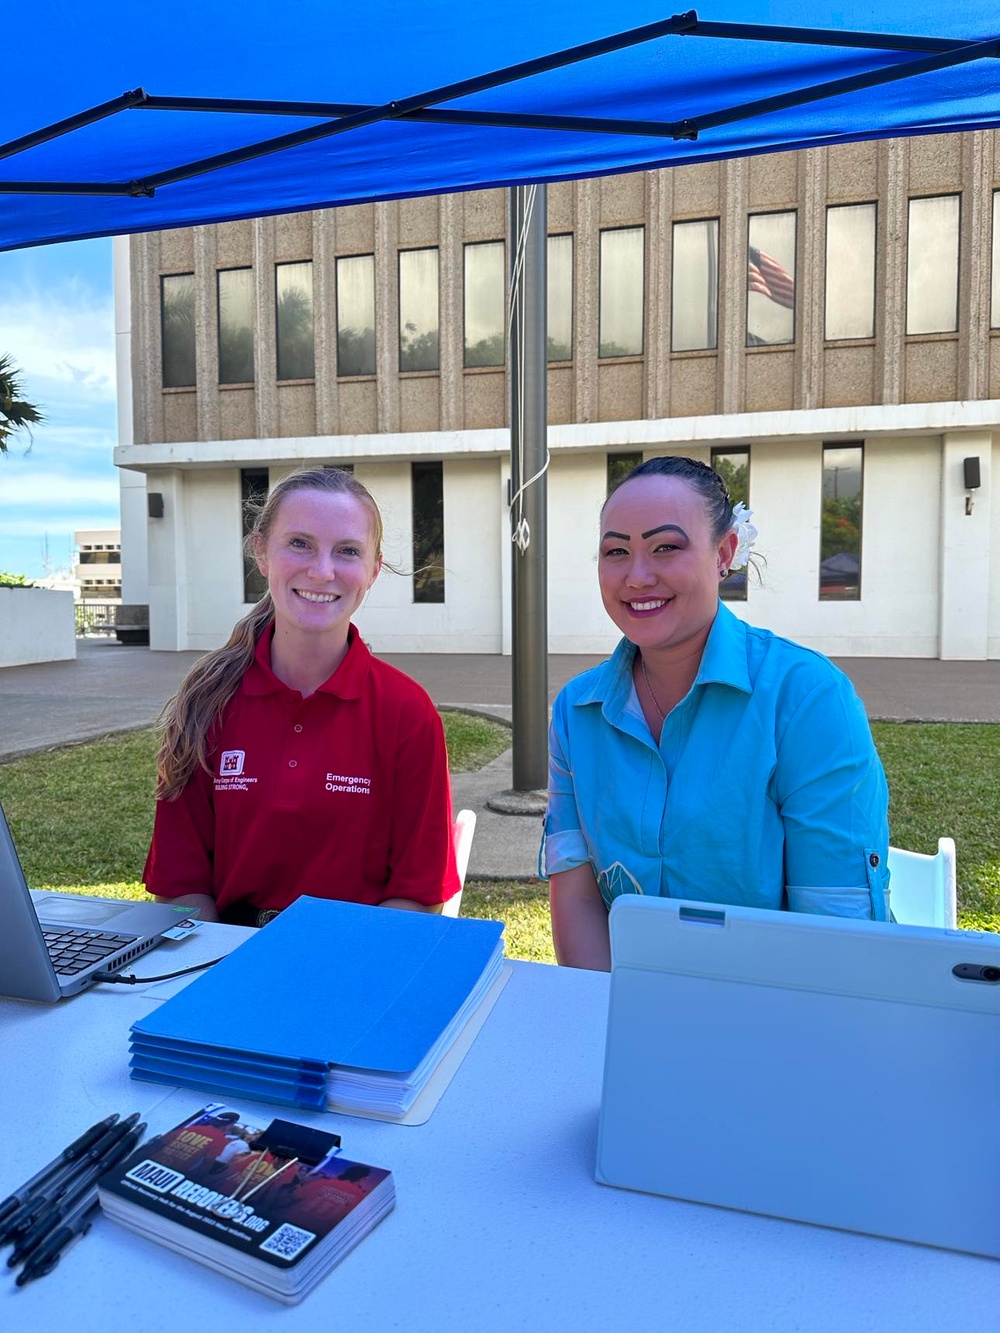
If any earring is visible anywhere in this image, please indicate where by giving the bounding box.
[719,568,729,581]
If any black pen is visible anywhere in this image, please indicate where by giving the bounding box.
[7,1124,145,1269]
[0,1112,141,1245]
[0,1114,119,1230]
[15,1195,101,1288]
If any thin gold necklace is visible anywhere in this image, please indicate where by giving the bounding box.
[639,654,666,723]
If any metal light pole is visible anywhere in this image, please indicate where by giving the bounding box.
[489,183,548,814]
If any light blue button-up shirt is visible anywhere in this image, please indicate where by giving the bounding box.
[544,604,890,919]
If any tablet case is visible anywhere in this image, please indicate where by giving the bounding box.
[130,896,506,1123]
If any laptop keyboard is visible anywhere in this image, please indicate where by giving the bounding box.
[41,926,138,976]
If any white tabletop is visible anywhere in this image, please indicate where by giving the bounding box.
[1,923,996,1330]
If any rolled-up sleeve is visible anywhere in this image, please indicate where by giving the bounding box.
[542,693,591,877]
[776,674,890,920]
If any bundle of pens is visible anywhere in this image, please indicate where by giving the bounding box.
[0,1112,146,1287]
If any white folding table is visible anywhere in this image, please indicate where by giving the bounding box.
[1,923,995,1330]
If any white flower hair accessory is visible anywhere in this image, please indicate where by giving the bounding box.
[729,502,758,570]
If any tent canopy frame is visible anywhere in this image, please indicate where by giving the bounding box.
[3,14,998,199]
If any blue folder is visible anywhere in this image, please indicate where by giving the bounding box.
[129,897,505,1114]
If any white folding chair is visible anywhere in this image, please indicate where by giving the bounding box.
[443,808,477,918]
[887,837,957,928]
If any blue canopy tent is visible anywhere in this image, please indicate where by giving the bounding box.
[4,1,998,790]
[3,2,999,249]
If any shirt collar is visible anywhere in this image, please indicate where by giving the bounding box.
[696,602,753,695]
[573,601,753,719]
[243,621,372,700]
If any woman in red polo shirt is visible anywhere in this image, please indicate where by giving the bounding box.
[143,467,460,925]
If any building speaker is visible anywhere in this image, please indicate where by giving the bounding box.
[148,492,165,519]
[963,457,981,490]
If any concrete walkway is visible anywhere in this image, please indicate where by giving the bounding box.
[2,639,998,881]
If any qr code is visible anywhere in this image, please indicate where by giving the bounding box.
[260,1223,317,1262]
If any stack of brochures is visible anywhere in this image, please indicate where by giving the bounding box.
[98,1104,394,1303]
[129,898,507,1124]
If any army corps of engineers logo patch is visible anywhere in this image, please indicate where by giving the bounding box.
[215,749,257,793]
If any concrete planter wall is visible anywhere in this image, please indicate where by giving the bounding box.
[0,587,76,667]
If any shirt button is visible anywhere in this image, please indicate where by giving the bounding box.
[288,760,297,769]
[869,853,879,867]
[293,724,303,733]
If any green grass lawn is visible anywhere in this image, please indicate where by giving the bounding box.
[871,722,999,931]
[0,718,995,964]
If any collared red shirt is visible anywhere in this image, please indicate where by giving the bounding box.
[544,603,890,919]
[144,623,460,913]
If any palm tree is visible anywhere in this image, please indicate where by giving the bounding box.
[0,354,43,454]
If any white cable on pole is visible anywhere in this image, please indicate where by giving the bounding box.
[507,183,550,556]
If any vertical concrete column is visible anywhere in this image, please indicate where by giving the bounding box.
[114,236,134,449]
[119,472,149,606]
[938,431,992,660]
[312,209,340,436]
[439,193,463,431]
[797,148,825,411]
[575,177,600,423]
[147,469,189,651]
[132,232,162,447]
[961,131,993,402]
[721,156,748,414]
[253,216,278,439]
[193,225,221,442]
[879,139,907,405]
[645,169,671,419]
[375,201,400,434]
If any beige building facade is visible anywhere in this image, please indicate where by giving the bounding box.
[114,130,1000,657]
[73,529,122,602]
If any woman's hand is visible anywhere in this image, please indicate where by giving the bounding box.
[550,865,611,971]
[154,892,220,923]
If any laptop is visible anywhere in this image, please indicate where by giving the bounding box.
[0,801,192,1002]
[596,896,1000,1258]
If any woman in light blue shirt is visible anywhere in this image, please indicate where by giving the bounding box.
[545,456,890,970]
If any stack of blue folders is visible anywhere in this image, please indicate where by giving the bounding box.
[129,897,505,1121]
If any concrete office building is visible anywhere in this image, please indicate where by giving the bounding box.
[73,529,122,602]
[114,130,1000,658]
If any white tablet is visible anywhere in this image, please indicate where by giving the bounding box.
[597,897,1000,1258]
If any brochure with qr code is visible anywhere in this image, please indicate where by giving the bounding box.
[97,1103,394,1304]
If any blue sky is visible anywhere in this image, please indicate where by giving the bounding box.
[0,238,119,579]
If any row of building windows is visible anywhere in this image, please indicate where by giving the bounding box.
[79,580,123,598]
[163,239,558,388]
[239,446,862,607]
[161,191,1000,390]
[77,550,120,565]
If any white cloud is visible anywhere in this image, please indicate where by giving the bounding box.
[26,424,117,453]
[0,468,120,508]
[0,289,115,404]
